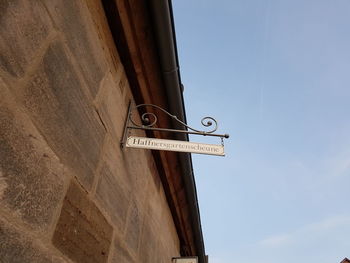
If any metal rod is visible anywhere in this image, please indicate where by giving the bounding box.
[121,101,133,148]
[127,125,230,138]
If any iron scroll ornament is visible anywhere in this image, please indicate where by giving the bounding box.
[130,104,221,133]
[121,103,229,147]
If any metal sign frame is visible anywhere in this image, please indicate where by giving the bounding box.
[121,102,229,155]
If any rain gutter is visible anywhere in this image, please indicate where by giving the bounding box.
[148,1,206,263]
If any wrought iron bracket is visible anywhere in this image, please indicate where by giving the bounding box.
[121,101,230,148]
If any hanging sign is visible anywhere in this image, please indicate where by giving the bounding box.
[121,102,229,157]
[126,136,225,156]
[172,257,198,263]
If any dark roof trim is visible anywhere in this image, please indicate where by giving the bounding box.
[100,0,206,260]
[147,1,206,262]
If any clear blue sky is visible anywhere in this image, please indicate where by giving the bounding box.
[172,1,350,263]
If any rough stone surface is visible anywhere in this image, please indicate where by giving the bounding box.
[123,146,152,207]
[0,217,67,263]
[138,219,157,263]
[111,239,135,263]
[21,41,105,189]
[124,201,142,254]
[96,72,127,140]
[0,0,52,77]
[0,0,182,262]
[52,180,112,263]
[0,84,65,229]
[95,138,131,231]
[43,0,106,97]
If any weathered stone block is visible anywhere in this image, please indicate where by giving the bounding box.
[111,239,135,263]
[145,177,179,258]
[53,180,112,263]
[21,41,105,189]
[0,0,52,77]
[0,84,65,229]
[146,171,165,224]
[43,0,106,97]
[138,192,179,263]
[96,72,127,140]
[138,220,158,263]
[123,147,152,207]
[96,139,131,231]
[124,202,142,254]
[0,217,67,263]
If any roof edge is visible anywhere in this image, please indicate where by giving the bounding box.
[147,1,206,262]
[100,0,206,261]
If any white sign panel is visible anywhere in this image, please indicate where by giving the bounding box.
[172,257,198,263]
[126,136,225,156]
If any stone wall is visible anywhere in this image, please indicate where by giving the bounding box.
[0,1,180,262]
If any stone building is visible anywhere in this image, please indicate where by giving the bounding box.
[0,0,206,262]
